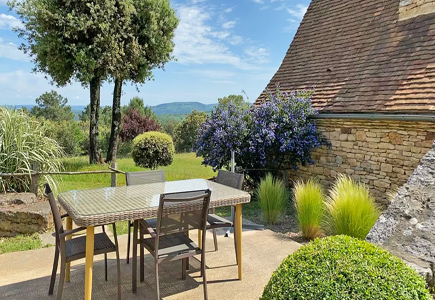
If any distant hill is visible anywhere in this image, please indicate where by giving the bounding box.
[152,102,216,115]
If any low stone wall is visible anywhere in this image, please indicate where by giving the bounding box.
[288,118,435,205]
[0,193,52,237]
[366,141,435,283]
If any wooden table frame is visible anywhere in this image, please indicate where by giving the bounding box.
[58,179,250,300]
[131,203,243,293]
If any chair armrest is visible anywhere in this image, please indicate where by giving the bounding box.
[139,219,157,237]
[59,227,87,238]
[60,213,69,219]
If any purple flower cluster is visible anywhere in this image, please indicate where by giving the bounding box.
[194,89,327,172]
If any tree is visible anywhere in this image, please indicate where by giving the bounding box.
[162,119,180,140]
[105,0,178,162]
[11,0,137,164]
[174,110,207,153]
[119,109,161,142]
[218,94,251,110]
[31,91,74,122]
[121,97,158,121]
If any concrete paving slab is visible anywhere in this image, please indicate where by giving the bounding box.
[0,229,300,300]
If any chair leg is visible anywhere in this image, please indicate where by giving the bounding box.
[112,224,122,300]
[140,225,144,283]
[126,221,131,264]
[212,229,218,251]
[182,258,187,280]
[104,253,108,281]
[201,252,208,300]
[56,256,66,300]
[155,262,160,300]
[49,246,59,295]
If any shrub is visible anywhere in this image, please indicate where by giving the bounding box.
[194,89,327,181]
[255,173,287,224]
[120,109,161,142]
[0,107,63,192]
[324,174,380,239]
[132,131,174,169]
[174,110,207,153]
[262,235,431,300]
[44,120,84,156]
[293,178,325,240]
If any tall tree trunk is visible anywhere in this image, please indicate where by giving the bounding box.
[106,78,123,163]
[89,76,101,164]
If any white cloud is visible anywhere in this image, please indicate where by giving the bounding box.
[0,14,23,30]
[222,21,236,29]
[173,4,258,70]
[251,0,264,3]
[245,47,269,64]
[0,38,28,61]
[287,4,308,19]
[224,7,233,13]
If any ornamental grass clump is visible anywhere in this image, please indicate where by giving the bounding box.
[262,235,431,300]
[324,174,380,239]
[293,178,325,240]
[256,173,288,224]
[0,107,64,192]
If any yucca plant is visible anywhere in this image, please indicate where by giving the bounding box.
[0,107,64,192]
[293,178,325,240]
[256,173,288,224]
[324,174,380,239]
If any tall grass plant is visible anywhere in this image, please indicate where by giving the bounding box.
[324,174,380,239]
[256,173,288,224]
[0,107,64,192]
[293,179,325,240]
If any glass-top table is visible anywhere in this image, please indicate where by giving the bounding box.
[58,179,251,300]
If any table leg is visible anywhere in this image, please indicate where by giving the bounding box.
[235,204,242,280]
[132,220,138,293]
[65,216,72,282]
[198,230,202,249]
[85,226,95,300]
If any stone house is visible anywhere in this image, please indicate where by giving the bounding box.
[256,0,435,205]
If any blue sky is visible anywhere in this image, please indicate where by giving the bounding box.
[0,0,309,106]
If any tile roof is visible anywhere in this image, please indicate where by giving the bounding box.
[255,0,435,114]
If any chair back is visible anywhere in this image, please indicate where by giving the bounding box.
[156,190,211,237]
[216,170,244,190]
[44,183,64,243]
[126,170,165,186]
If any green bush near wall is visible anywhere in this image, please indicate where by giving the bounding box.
[262,235,431,300]
[132,131,174,170]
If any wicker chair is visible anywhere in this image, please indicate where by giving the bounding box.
[137,189,211,300]
[125,170,165,264]
[208,170,244,260]
[45,183,121,300]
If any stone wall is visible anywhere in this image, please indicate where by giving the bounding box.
[288,119,435,205]
[399,0,435,21]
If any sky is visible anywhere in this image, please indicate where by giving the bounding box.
[0,0,310,107]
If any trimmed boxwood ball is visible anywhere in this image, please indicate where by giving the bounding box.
[262,235,431,300]
[132,131,174,170]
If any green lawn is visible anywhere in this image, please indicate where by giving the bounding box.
[58,153,217,193]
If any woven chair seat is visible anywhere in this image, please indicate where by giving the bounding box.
[65,233,116,262]
[207,214,233,228]
[142,233,199,258]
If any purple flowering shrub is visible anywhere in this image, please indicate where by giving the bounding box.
[194,89,327,178]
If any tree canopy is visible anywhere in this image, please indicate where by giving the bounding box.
[174,110,207,153]
[30,90,74,122]
[218,94,251,110]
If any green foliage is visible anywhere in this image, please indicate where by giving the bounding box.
[324,174,380,239]
[132,131,174,170]
[30,90,74,122]
[162,118,181,140]
[217,94,250,110]
[0,107,63,192]
[0,234,45,254]
[174,110,207,153]
[44,120,84,156]
[255,173,287,224]
[122,97,158,121]
[262,235,431,300]
[293,178,325,240]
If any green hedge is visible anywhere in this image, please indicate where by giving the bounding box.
[262,235,430,300]
[132,131,174,170]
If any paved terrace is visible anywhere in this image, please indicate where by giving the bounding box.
[0,229,300,300]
